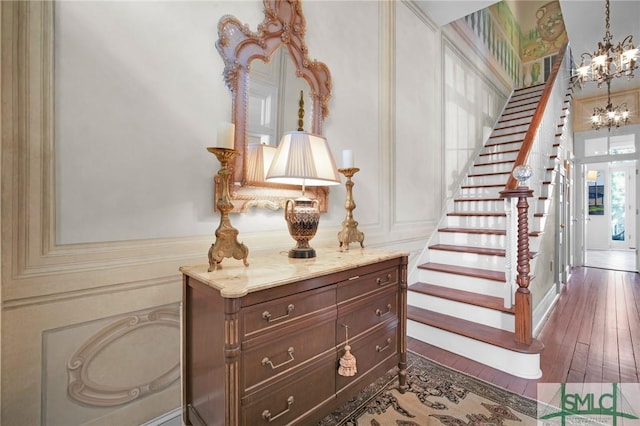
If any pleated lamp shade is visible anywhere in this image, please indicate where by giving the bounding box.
[266,132,341,187]
[246,143,277,182]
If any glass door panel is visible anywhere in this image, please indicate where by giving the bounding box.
[610,170,625,242]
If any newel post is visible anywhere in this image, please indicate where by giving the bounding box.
[500,165,534,345]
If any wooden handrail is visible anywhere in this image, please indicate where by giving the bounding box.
[499,42,570,347]
[504,41,569,190]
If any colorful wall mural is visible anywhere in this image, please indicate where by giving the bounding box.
[462,0,568,88]
[464,4,521,85]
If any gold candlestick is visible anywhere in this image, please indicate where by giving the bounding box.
[207,147,249,271]
[337,168,365,249]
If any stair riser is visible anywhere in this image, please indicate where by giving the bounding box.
[483,140,523,152]
[428,250,506,272]
[445,215,544,233]
[513,86,545,97]
[408,292,514,331]
[539,183,554,198]
[446,215,506,228]
[507,101,540,112]
[505,97,540,109]
[416,269,505,297]
[500,108,537,121]
[545,168,557,180]
[488,132,527,145]
[406,320,542,379]
[478,151,518,162]
[491,124,530,137]
[454,199,504,212]
[534,198,551,213]
[465,174,510,186]
[437,231,505,248]
[495,115,533,128]
[472,163,514,175]
[459,187,502,198]
[529,236,541,252]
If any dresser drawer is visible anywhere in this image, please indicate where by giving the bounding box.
[242,320,335,392]
[337,288,398,344]
[242,286,336,339]
[336,323,398,391]
[241,356,336,426]
[337,266,399,303]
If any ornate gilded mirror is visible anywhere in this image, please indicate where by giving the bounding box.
[215,0,332,212]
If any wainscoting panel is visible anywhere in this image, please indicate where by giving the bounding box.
[42,305,180,425]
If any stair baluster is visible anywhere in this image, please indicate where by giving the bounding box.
[503,198,517,309]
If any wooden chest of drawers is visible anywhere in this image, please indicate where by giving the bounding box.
[181,248,407,426]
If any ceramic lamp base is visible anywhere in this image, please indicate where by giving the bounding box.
[285,197,320,259]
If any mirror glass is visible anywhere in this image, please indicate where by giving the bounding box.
[247,48,309,148]
[215,0,332,212]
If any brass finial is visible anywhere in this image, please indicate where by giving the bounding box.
[297,90,304,131]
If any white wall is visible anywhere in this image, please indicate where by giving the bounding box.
[0,1,511,424]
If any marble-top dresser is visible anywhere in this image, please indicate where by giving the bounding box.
[180,248,408,426]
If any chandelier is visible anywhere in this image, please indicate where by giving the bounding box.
[591,80,630,131]
[575,0,638,88]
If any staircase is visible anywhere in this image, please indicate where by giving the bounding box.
[407,77,572,379]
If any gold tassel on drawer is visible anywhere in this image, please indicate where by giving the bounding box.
[338,325,357,377]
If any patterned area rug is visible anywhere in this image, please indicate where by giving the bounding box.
[318,351,537,426]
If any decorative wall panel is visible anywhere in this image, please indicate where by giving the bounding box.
[43,305,179,425]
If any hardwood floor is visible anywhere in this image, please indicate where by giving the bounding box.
[408,266,640,400]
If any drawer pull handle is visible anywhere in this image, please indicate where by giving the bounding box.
[262,347,295,369]
[348,275,360,281]
[376,274,393,286]
[375,304,393,317]
[376,338,392,353]
[262,396,294,422]
[262,304,294,323]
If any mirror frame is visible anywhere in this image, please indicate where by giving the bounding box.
[215,0,333,213]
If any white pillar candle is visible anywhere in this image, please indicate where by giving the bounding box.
[342,149,354,168]
[217,122,235,149]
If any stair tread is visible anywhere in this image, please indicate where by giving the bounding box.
[501,107,537,117]
[409,282,514,313]
[468,171,511,177]
[454,197,502,202]
[439,227,505,235]
[474,159,514,166]
[503,100,539,110]
[493,122,531,131]
[430,243,505,257]
[508,94,542,104]
[418,262,505,282]
[461,184,504,189]
[485,139,524,147]
[513,82,545,92]
[479,148,520,156]
[407,306,543,354]
[447,212,506,217]
[430,244,536,258]
[497,114,534,124]
[439,227,541,238]
[489,130,528,138]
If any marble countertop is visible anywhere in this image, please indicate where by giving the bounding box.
[180,247,407,298]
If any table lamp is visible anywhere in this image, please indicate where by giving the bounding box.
[266,131,340,258]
